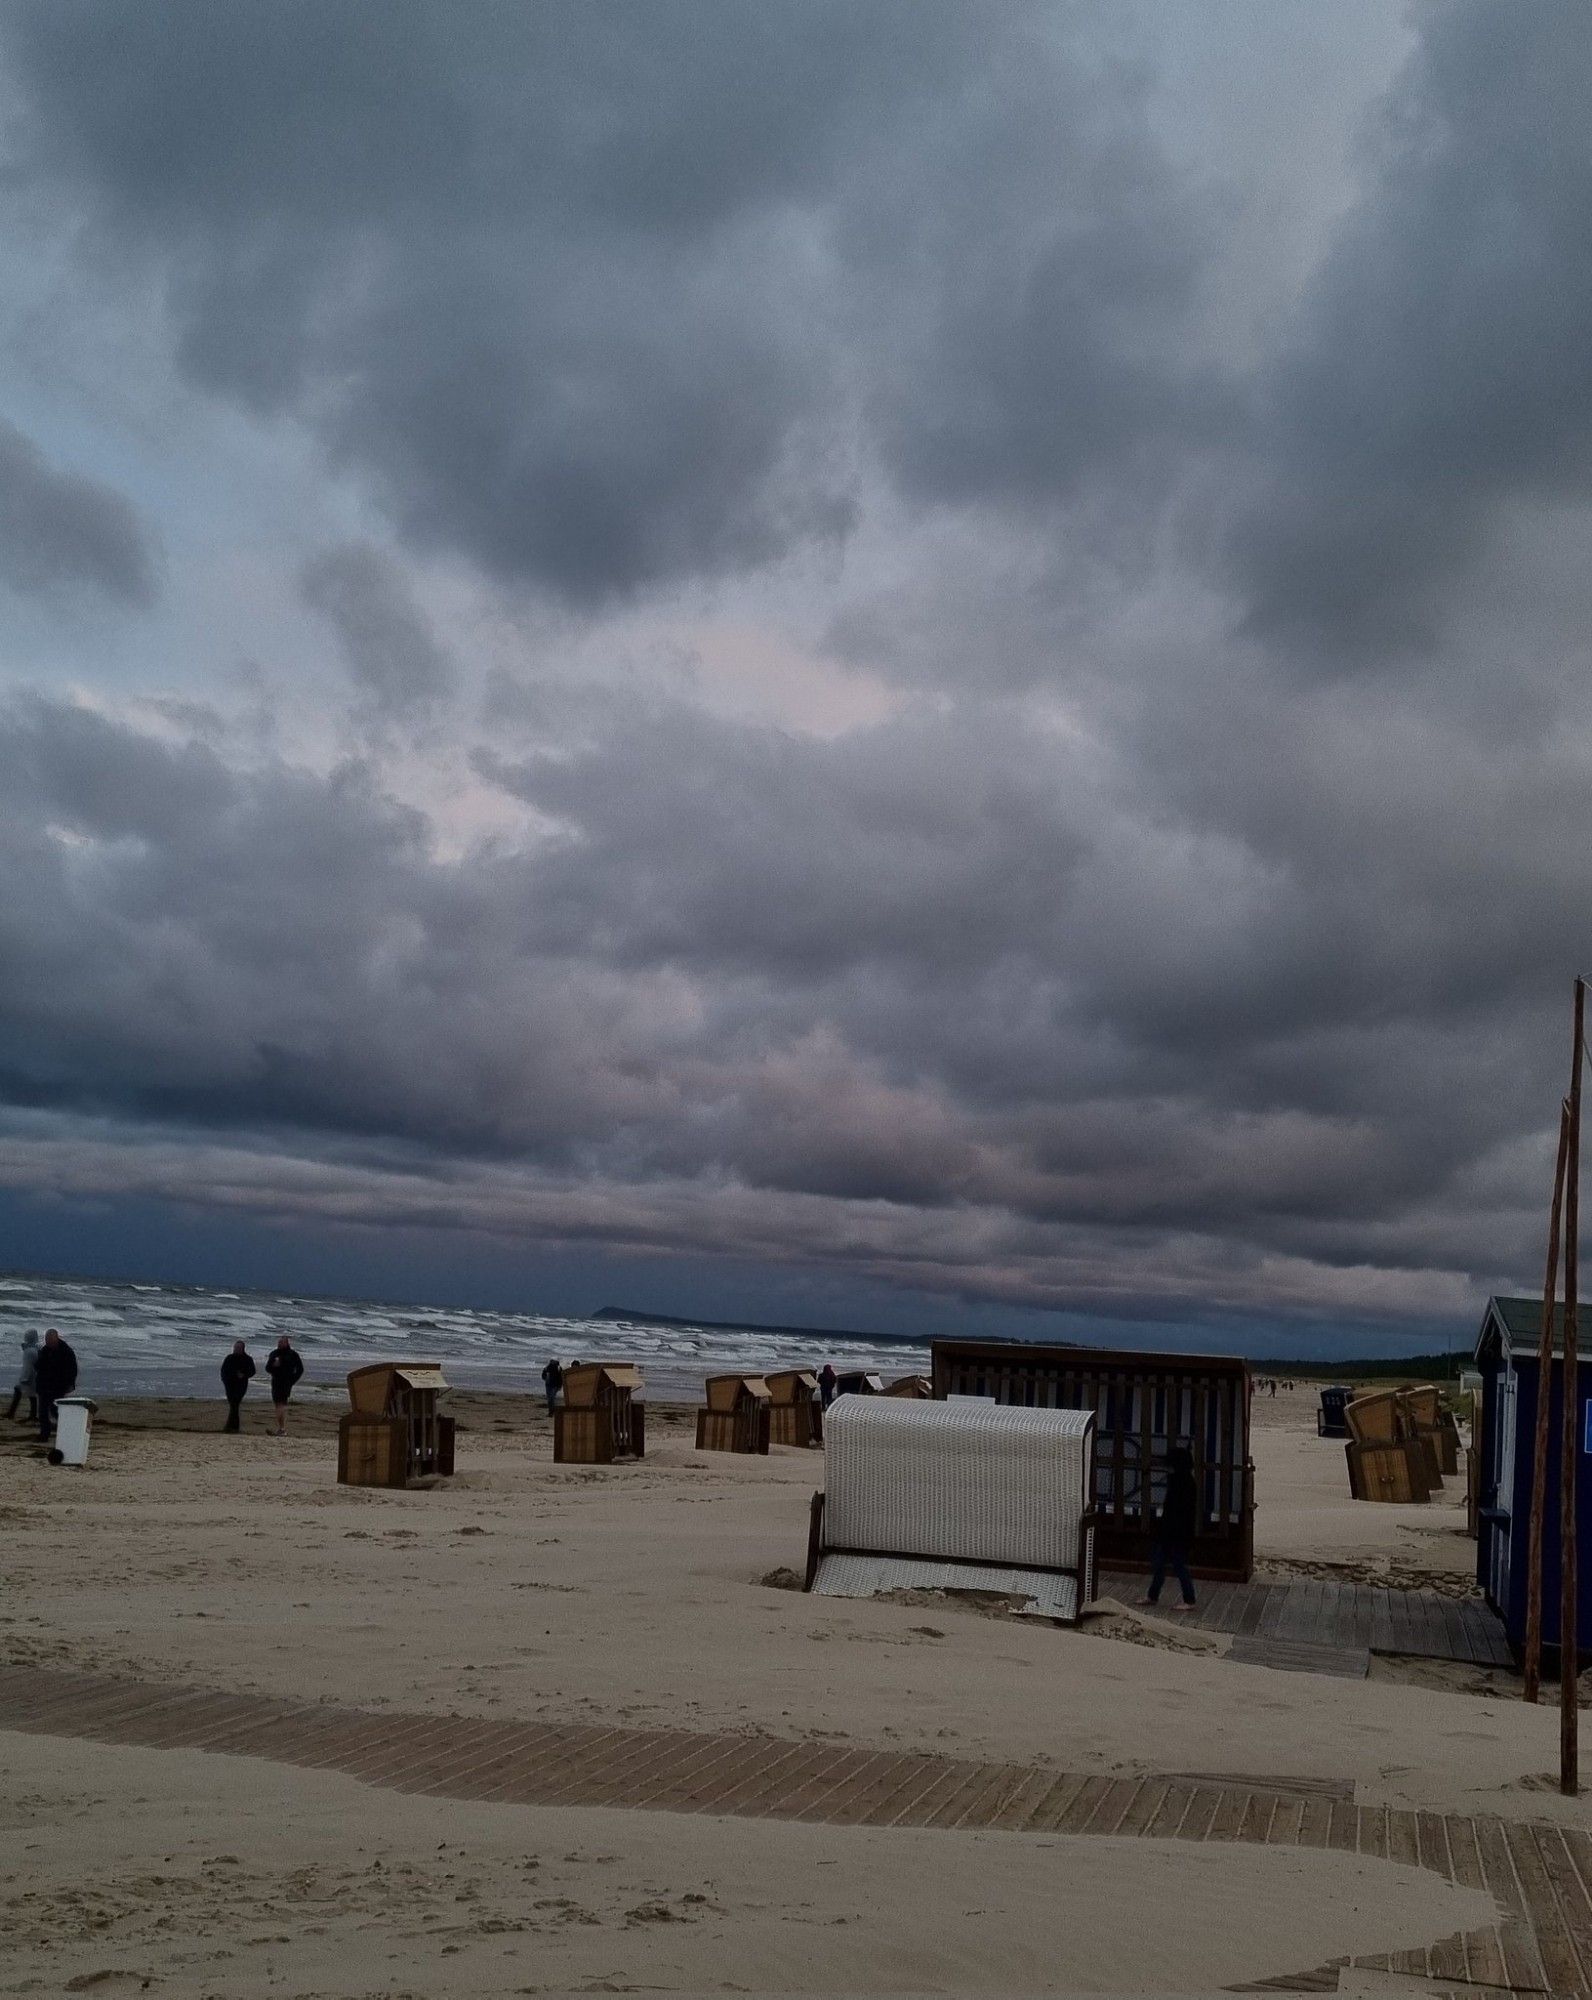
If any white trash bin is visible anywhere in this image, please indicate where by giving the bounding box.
[50,1396,97,1467]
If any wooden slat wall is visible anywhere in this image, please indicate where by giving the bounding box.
[932,1340,1254,1580]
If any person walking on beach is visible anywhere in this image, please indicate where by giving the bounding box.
[818,1363,837,1409]
[541,1356,564,1418]
[221,1340,256,1433]
[6,1330,39,1424]
[1142,1443,1198,1611]
[33,1328,77,1443]
[265,1333,304,1435]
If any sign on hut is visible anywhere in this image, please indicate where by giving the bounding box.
[930,1338,1254,1580]
[804,1397,1098,1624]
[338,1363,455,1488]
[766,1369,822,1447]
[1343,1389,1433,1502]
[554,1362,645,1464]
[696,1373,772,1454]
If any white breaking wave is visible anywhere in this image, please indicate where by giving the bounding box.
[0,1273,929,1402]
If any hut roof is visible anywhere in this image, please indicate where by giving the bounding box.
[1479,1295,1571,1361]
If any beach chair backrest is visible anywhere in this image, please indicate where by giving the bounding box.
[1344,1390,1402,1443]
[823,1396,1093,1571]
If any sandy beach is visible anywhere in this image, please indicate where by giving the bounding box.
[0,1386,1583,1996]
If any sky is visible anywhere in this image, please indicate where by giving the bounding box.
[0,2,1588,1356]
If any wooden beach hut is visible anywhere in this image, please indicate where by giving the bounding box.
[930,1338,1254,1580]
[766,1369,822,1447]
[1474,1295,1592,1658]
[554,1362,646,1464]
[1343,1389,1432,1502]
[338,1363,455,1488]
[696,1373,772,1454]
[804,1397,1098,1623]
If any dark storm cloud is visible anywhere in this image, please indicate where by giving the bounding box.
[0,418,157,607]
[300,543,453,715]
[0,1,1217,601]
[1230,1,1592,654]
[0,685,1565,1331]
[0,4,1587,1340]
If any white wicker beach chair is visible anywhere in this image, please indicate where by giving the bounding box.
[803,1397,1097,1623]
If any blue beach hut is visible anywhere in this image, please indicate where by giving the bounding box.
[1474,1294,1592,1658]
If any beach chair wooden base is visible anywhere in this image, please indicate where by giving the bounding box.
[695,1407,771,1453]
[554,1404,646,1464]
[1345,1438,1431,1502]
[338,1414,408,1488]
[769,1403,821,1448]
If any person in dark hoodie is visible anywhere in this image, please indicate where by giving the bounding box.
[1142,1442,1199,1610]
[34,1328,78,1443]
[265,1333,304,1435]
[541,1356,564,1418]
[221,1340,257,1433]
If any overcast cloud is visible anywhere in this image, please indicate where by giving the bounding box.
[0,1,1586,1348]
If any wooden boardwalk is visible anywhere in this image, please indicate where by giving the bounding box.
[1105,1570,1515,1669]
[2,1663,1589,1993]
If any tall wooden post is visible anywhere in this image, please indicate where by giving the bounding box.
[1561,976,1585,1796]
[1525,1100,1571,1702]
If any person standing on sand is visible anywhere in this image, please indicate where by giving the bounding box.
[541,1356,564,1417]
[1142,1443,1198,1611]
[33,1328,77,1443]
[265,1333,304,1435]
[818,1363,837,1409]
[221,1340,256,1433]
[6,1330,39,1424]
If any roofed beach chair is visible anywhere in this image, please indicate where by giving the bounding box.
[1343,1389,1431,1502]
[804,1397,1098,1624]
[338,1363,454,1487]
[766,1369,822,1447]
[696,1373,772,1454]
[1398,1383,1459,1479]
[554,1362,645,1464]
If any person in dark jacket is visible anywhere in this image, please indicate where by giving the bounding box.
[265,1334,304,1435]
[34,1328,78,1442]
[221,1340,256,1433]
[818,1363,838,1409]
[6,1329,39,1423]
[1142,1443,1198,1609]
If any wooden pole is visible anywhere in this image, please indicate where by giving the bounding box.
[1525,1099,1571,1702]
[1561,976,1585,1796]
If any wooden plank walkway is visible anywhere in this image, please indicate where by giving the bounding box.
[0,1663,1585,1993]
[1105,1570,1514,1668]
[1226,1635,1370,1679]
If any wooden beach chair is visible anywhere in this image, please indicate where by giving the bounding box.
[696,1374,772,1454]
[766,1370,822,1447]
[804,1397,1098,1624]
[1343,1389,1431,1502]
[1399,1383,1459,1479]
[883,1373,932,1398]
[554,1362,645,1464]
[338,1363,454,1487]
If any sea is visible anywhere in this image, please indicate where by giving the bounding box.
[0,1273,929,1405]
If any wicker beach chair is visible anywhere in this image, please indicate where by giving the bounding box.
[803,1397,1098,1624]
